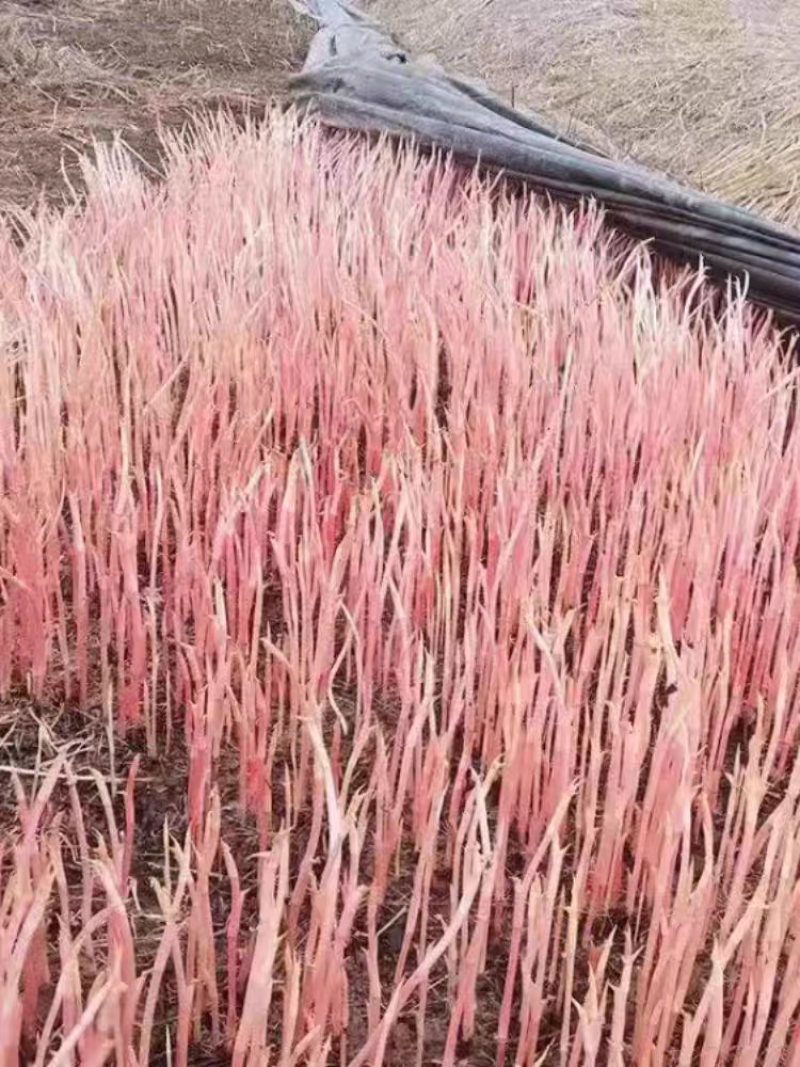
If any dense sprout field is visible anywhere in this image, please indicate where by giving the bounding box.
[1,113,799,1067]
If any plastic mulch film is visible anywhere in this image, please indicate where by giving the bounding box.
[291,0,800,324]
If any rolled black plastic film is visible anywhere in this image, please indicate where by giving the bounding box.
[290,0,800,324]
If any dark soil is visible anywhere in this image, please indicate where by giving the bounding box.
[0,0,313,206]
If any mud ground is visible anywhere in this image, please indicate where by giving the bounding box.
[0,0,312,206]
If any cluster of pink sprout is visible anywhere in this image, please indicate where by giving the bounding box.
[1,112,799,1066]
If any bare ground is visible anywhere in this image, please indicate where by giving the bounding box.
[0,0,313,206]
[365,0,800,227]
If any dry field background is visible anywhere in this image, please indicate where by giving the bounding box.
[0,0,311,206]
[4,0,800,223]
[366,0,800,227]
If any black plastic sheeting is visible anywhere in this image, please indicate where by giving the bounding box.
[290,0,800,324]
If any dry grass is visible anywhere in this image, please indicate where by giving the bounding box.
[365,0,800,227]
[0,0,312,206]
